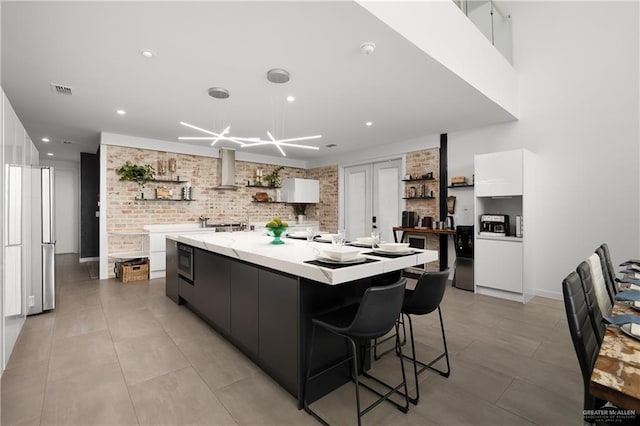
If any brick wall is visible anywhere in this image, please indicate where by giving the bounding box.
[306,165,338,232]
[404,147,441,271]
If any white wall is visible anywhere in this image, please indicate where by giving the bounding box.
[448,1,640,299]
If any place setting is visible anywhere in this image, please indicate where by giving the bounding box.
[304,231,380,268]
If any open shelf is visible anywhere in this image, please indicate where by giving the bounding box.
[448,184,474,188]
[402,196,436,200]
[402,178,438,183]
[247,185,280,189]
[152,179,188,183]
[107,251,149,259]
[252,201,287,204]
[135,198,196,201]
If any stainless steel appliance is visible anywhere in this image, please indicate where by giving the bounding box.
[29,167,56,315]
[453,226,474,291]
[479,214,510,237]
[177,243,194,281]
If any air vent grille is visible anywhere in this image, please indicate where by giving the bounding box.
[62,141,73,144]
[51,83,73,95]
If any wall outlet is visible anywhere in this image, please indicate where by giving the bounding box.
[28,295,35,307]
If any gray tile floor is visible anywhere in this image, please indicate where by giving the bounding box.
[1,254,583,425]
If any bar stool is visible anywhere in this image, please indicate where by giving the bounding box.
[303,278,409,426]
[394,270,451,404]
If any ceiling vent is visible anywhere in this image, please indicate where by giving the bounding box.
[62,140,73,144]
[50,83,73,95]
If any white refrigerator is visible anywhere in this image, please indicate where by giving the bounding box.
[28,167,55,315]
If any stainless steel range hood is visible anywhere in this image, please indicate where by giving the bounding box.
[216,148,239,190]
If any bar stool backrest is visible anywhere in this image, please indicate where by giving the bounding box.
[595,246,617,302]
[403,270,450,315]
[576,261,606,344]
[348,278,407,339]
[562,271,603,411]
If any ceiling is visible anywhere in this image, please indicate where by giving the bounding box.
[1,1,515,163]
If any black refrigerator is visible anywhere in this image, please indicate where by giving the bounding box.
[453,226,474,291]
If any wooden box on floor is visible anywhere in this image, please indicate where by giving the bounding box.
[118,259,149,283]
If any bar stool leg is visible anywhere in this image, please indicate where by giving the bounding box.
[303,325,330,426]
[347,337,363,426]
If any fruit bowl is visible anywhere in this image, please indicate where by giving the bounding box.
[265,217,288,244]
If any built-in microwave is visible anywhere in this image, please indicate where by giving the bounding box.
[177,243,194,282]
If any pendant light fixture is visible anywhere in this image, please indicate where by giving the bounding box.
[179,70,321,157]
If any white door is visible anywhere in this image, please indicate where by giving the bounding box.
[373,160,402,244]
[344,164,371,240]
[343,159,402,242]
[54,168,78,253]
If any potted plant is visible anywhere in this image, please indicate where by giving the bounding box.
[116,161,156,199]
[264,166,284,188]
[292,204,306,224]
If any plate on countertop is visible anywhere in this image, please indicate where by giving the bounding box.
[620,323,640,341]
[628,301,640,312]
[371,248,415,255]
[315,255,367,265]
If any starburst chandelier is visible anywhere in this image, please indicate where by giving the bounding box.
[179,70,321,157]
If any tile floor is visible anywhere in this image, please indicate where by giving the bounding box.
[1,254,583,425]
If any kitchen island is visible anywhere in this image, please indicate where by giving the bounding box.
[165,232,437,407]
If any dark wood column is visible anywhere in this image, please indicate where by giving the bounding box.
[439,134,448,272]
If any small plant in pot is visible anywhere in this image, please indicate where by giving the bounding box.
[116,161,156,199]
[264,166,284,188]
[292,204,307,224]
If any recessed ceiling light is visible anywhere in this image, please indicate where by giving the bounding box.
[47,153,54,156]
[140,49,155,58]
[286,95,295,102]
[360,42,376,55]
[325,143,337,148]
[42,137,50,142]
[117,109,126,115]
[365,121,373,127]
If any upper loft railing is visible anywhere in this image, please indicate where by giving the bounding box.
[453,0,513,64]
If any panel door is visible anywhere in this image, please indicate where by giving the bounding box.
[258,270,298,394]
[475,150,523,196]
[194,248,230,332]
[372,159,401,244]
[343,164,371,239]
[475,239,523,293]
[230,261,259,356]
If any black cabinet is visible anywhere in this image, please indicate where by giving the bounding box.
[259,269,298,395]
[165,240,179,303]
[230,262,259,356]
[194,248,231,333]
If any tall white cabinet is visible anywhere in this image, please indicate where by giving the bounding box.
[474,149,536,303]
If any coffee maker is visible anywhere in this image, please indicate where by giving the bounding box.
[479,214,510,236]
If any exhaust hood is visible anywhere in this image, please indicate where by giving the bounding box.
[216,148,239,190]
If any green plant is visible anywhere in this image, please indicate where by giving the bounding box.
[264,166,284,187]
[292,204,306,216]
[116,161,156,186]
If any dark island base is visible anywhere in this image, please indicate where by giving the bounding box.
[166,241,401,408]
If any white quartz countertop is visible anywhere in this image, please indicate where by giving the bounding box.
[167,231,438,285]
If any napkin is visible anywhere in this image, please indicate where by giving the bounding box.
[630,284,640,291]
[620,277,640,286]
[603,314,640,326]
[615,290,640,302]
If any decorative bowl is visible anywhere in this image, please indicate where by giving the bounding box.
[377,242,410,252]
[320,246,362,261]
[267,226,288,244]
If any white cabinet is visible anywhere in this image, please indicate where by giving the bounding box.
[475,239,523,294]
[474,149,523,197]
[474,149,536,303]
[281,178,319,203]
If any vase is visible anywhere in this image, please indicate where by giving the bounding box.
[297,215,305,224]
[267,227,287,245]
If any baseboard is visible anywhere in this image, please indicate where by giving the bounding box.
[79,257,99,263]
[527,288,563,301]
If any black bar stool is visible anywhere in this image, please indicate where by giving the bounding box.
[375,270,451,404]
[400,269,451,404]
[303,278,409,425]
